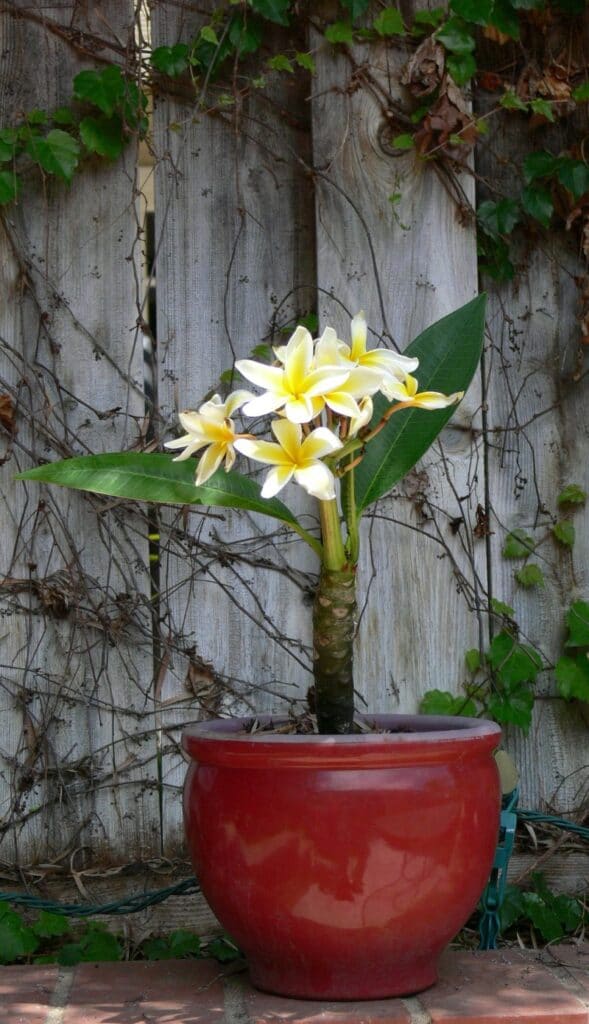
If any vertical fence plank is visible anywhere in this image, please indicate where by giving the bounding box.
[152,3,318,852]
[0,2,160,868]
[312,12,484,715]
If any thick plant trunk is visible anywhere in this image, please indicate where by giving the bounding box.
[312,567,357,733]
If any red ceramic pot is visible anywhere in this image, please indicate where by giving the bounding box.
[182,714,501,1000]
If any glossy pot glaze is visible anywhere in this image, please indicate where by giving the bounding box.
[182,714,501,1000]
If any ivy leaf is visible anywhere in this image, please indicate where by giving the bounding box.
[500,885,526,930]
[477,234,514,281]
[447,53,477,85]
[529,98,555,122]
[58,925,121,965]
[521,184,553,228]
[553,520,575,548]
[557,158,589,200]
[33,911,70,938]
[267,54,293,73]
[565,601,589,647]
[142,930,201,959]
[73,66,125,117]
[510,0,545,7]
[502,528,535,558]
[491,597,515,618]
[80,115,125,160]
[339,0,371,17]
[523,150,560,183]
[0,904,39,964]
[413,8,446,30]
[500,89,528,112]
[520,893,565,943]
[392,133,414,149]
[487,0,520,38]
[207,935,241,962]
[200,26,219,45]
[150,44,190,77]
[0,170,20,205]
[450,0,494,24]
[487,681,534,732]
[515,563,544,588]
[436,17,476,54]
[228,17,263,56]
[477,198,521,237]
[294,51,315,73]
[26,129,80,183]
[487,631,543,685]
[556,654,589,701]
[465,648,482,673]
[0,128,18,162]
[420,689,477,716]
[557,484,586,506]
[248,0,290,26]
[325,21,354,43]
[373,8,405,36]
[572,81,589,102]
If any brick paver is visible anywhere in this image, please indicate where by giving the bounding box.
[1,948,587,1024]
[0,966,59,1024]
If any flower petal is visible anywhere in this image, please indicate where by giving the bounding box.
[283,395,317,423]
[294,462,337,501]
[178,410,207,435]
[304,366,350,397]
[410,390,464,409]
[242,391,286,418]
[284,326,313,392]
[195,443,225,485]
[350,311,367,360]
[235,359,285,392]
[234,437,291,467]
[261,464,295,498]
[301,426,343,460]
[224,390,254,416]
[348,396,373,437]
[271,418,303,460]
[324,391,361,418]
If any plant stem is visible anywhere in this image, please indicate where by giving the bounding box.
[313,566,357,734]
[319,498,346,570]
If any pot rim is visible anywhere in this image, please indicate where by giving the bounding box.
[182,713,501,769]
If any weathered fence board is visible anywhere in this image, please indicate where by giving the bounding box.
[0,2,160,866]
[311,21,485,715]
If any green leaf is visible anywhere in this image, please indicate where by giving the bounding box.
[73,66,125,117]
[413,8,446,28]
[556,654,589,701]
[373,8,405,36]
[515,563,544,588]
[267,54,293,73]
[447,53,477,85]
[487,0,520,38]
[295,51,316,73]
[249,0,290,26]
[553,520,575,548]
[58,925,121,965]
[339,0,370,17]
[500,885,526,930]
[487,631,542,685]
[490,597,515,618]
[142,930,201,959]
[26,109,48,125]
[523,150,560,184]
[228,16,263,55]
[450,0,494,24]
[420,689,477,716]
[33,911,70,938]
[325,21,354,43]
[436,17,476,55]
[565,601,589,647]
[0,905,39,964]
[26,129,80,183]
[207,935,241,962]
[0,128,18,162]
[0,170,20,204]
[529,98,555,122]
[521,185,553,228]
[510,0,545,7]
[391,133,414,149]
[557,484,586,506]
[80,115,125,160]
[465,648,481,673]
[52,107,75,125]
[500,89,528,112]
[18,453,303,531]
[150,44,190,77]
[477,234,514,281]
[502,528,535,559]
[354,296,486,512]
[487,681,534,732]
[477,198,521,238]
[200,26,219,45]
[557,158,589,200]
[520,893,564,942]
[572,81,589,102]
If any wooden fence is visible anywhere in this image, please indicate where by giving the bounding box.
[0,0,587,909]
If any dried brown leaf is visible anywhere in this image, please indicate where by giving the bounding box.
[401,36,445,98]
[0,393,16,435]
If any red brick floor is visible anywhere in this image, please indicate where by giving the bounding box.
[1,946,588,1024]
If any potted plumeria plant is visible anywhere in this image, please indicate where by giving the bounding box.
[20,296,501,1000]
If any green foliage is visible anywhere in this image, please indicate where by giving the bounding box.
[557,484,587,506]
[420,689,477,716]
[151,44,191,77]
[478,199,521,238]
[502,529,536,559]
[515,563,544,588]
[249,0,290,25]
[436,17,476,55]
[58,924,122,965]
[353,295,487,511]
[0,904,39,964]
[141,930,201,960]
[391,133,414,149]
[73,66,128,118]
[521,185,553,228]
[450,0,494,24]
[465,648,482,672]
[487,631,542,686]
[555,654,589,701]
[80,116,125,160]
[447,53,477,85]
[490,597,515,617]
[373,8,405,36]
[557,158,589,200]
[501,875,584,942]
[26,129,80,183]
[564,601,589,648]
[552,520,575,548]
[206,935,242,962]
[325,22,354,44]
[0,169,19,204]
[267,54,294,73]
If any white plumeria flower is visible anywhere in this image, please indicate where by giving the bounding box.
[235,325,350,424]
[234,419,343,500]
[164,391,251,486]
[347,312,419,388]
[347,396,374,437]
[381,373,464,409]
[314,326,384,418]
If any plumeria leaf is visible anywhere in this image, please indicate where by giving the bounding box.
[354,295,486,511]
[17,454,303,530]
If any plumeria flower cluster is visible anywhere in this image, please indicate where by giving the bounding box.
[165,314,463,502]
